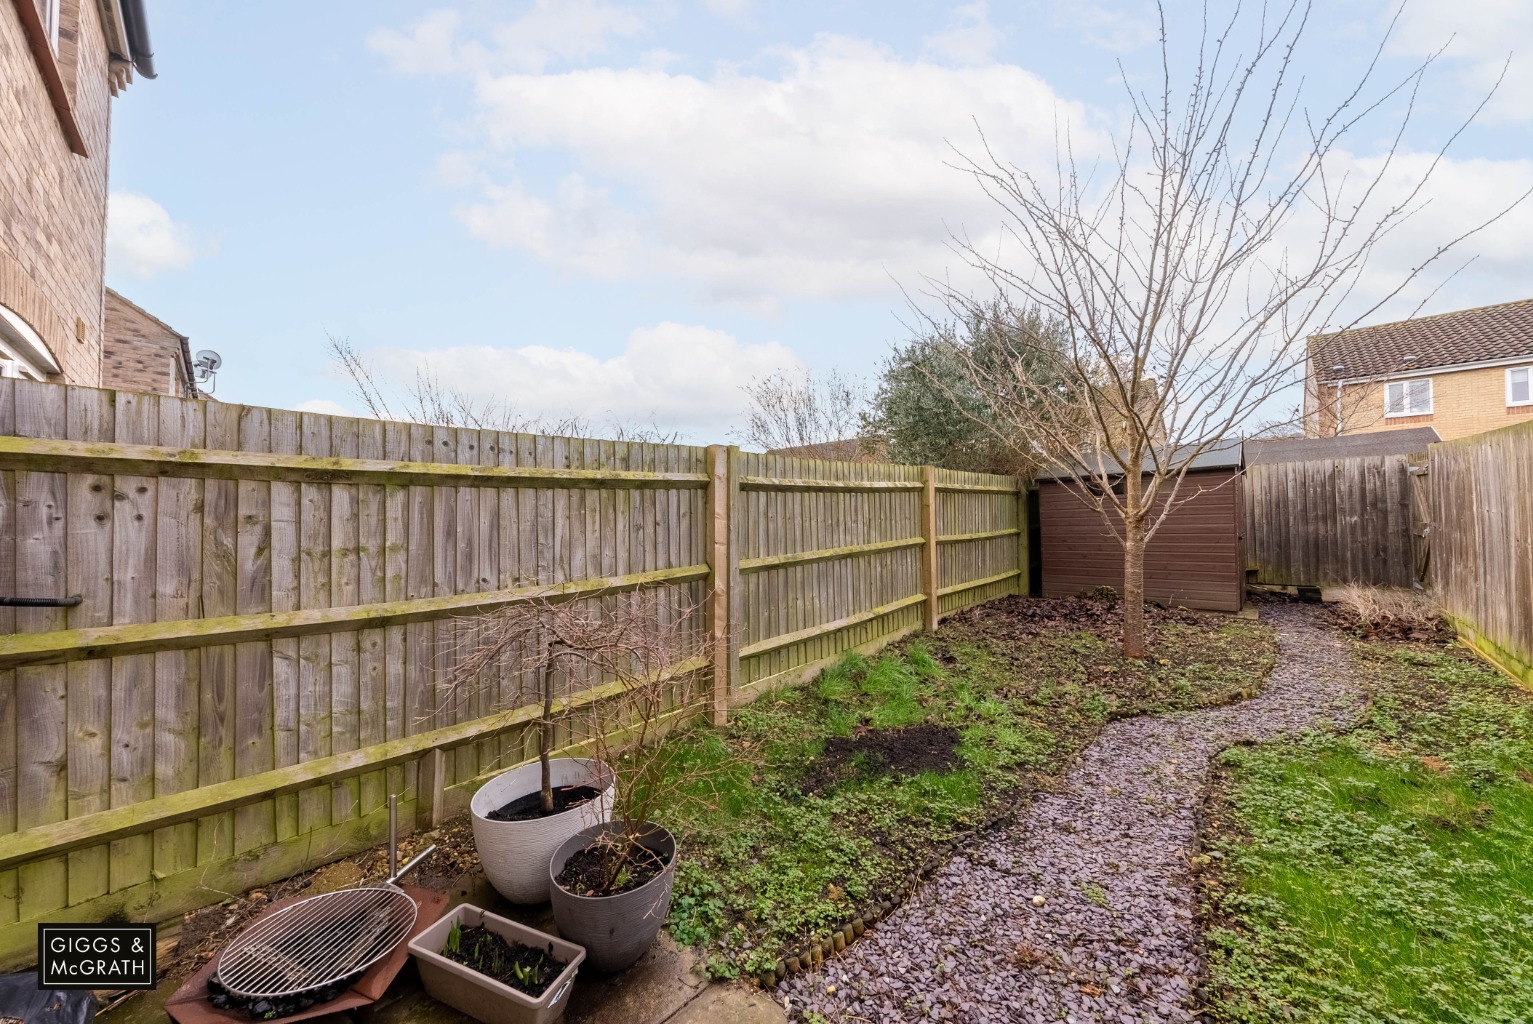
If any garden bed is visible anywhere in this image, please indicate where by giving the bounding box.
[142,594,1277,995]
[656,594,1277,981]
[1198,630,1533,1022]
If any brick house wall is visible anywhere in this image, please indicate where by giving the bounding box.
[0,0,116,386]
[1310,362,1533,441]
[102,287,192,397]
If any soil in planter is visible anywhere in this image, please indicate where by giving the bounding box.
[555,842,671,897]
[487,784,603,822]
[439,925,568,998]
[802,723,961,794]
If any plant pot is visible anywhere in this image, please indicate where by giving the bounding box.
[471,757,614,904]
[409,903,585,1024]
[548,821,677,973]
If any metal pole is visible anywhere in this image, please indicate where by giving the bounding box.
[388,793,398,880]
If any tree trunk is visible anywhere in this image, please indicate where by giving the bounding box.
[1122,518,1148,659]
[540,662,556,815]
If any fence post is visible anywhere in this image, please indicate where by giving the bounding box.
[706,445,739,725]
[921,465,939,631]
[1016,478,1030,596]
[418,747,446,830]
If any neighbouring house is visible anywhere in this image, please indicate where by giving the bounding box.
[1033,440,1246,612]
[102,286,199,397]
[1305,297,1533,441]
[1,0,154,385]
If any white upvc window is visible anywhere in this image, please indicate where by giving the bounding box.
[0,304,61,380]
[1384,378,1432,417]
[1508,366,1533,407]
[38,0,60,52]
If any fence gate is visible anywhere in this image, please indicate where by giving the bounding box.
[1244,452,1429,589]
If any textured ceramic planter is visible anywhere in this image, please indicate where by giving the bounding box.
[548,821,677,973]
[409,903,585,1024]
[471,757,614,904]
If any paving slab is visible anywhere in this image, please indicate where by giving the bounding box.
[667,983,788,1024]
[563,933,708,1024]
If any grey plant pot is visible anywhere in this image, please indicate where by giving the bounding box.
[547,821,677,973]
[409,903,585,1024]
[471,757,614,904]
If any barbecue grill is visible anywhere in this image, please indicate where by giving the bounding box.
[214,797,435,1004]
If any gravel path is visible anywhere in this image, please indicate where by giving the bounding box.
[778,604,1364,1024]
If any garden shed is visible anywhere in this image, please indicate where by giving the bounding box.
[1034,441,1246,612]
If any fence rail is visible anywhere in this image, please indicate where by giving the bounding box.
[0,379,1024,965]
[1244,453,1427,588]
[1431,421,1533,687]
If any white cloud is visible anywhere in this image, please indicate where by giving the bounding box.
[922,3,1004,66]
[367,2,649,76]
[105,192,197,280]
[1392,0,1533,123]
[364,322,802,437]
[440,33,1102,308]
[1294,150,1533,324]
[293,398,356,417]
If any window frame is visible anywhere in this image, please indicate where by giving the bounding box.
[1507,366,1533,408]
[39,0,61,52]
[0,304,61,381]
[1384,377,1433,418]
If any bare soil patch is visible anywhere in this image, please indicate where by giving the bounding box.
[801,724,962,794]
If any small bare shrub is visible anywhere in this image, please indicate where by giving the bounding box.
[444,585,732,894]
[1328,585,1449,642]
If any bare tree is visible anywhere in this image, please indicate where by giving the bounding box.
[927,1,1522,657]
[735,368,871,452]
[327,334,681,443]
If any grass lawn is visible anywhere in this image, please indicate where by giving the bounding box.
[651,595,1277,980]
[1202,636,1533,1023]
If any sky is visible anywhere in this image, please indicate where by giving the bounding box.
[104,0,1533,443]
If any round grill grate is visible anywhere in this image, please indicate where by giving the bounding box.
[215,886,418,999]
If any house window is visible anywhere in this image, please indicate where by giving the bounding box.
[37,0,61,52]
[0,304,61,380]
[1508,367,1533,407]
[1384,378,1432,417]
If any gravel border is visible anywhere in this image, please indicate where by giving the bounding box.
[777,604,1363,1024]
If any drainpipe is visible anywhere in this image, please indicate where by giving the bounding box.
[120,0,156,78]
[1333,382,1343,434]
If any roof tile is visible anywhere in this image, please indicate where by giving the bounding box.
[1311,297,1533,382]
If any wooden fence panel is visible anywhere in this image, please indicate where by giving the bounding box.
[1244,453,1423,588]
[1431,421,1533,686]
[0,380,1022,965]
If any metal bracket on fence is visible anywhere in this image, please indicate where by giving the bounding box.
[0,595,82,607]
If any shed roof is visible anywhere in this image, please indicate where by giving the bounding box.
[1033,438,1244,482]
[1310,297,1533,383]
[1245,428,1440,465]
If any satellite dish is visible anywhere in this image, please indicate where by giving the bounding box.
[196,349,223,371]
